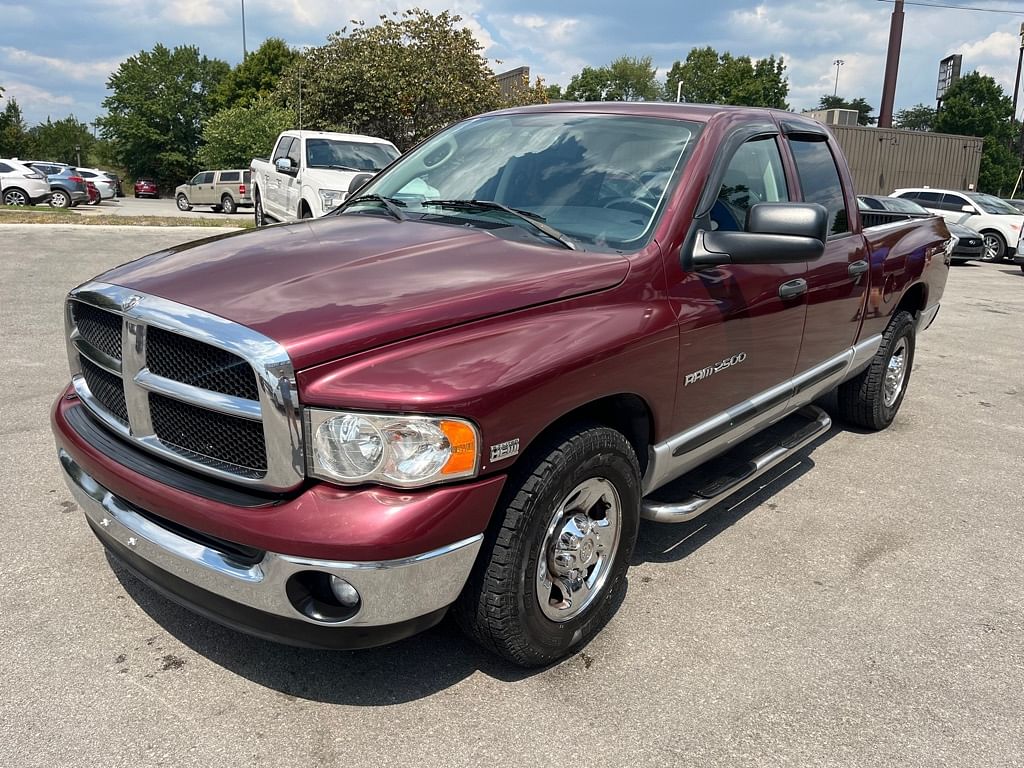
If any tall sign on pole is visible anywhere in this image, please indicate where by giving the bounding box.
[878,0,905,128]
[935,54,962,114]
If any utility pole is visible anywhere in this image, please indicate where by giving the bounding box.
[1013,23,1024,128]
[878,0,905,128]
[241,0,248,60]
[833,59,845,97]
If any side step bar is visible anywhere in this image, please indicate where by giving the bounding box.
[640,405,831,524]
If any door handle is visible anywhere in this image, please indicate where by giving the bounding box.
[778,278,807,300]
[849,260,869,281]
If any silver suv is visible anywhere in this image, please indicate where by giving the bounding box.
[175,169,253,214]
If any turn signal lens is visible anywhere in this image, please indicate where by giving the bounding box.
[440,420,477,475]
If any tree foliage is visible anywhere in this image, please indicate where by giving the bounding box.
[934,72,1017,194]
[817,95,876,126]
[213,38,297,111]
[564,56,660,102]
[29,116,95,165]
[197,98,296,169]
[279,9,504,149]
[893,103,936,132]
[0,96,32,157]
[97,44,229,188]
[665,48,789,109]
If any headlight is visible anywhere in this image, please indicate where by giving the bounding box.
[306,409,479,488]
[318,189,345,211]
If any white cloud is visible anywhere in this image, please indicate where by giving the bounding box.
[0,47,120,83]
[161,0,229,26]
[1,81,75,110]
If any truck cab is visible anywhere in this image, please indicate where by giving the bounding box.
[251,130,400,225]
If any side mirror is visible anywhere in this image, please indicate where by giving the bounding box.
[690,203,828,267]
[960,204,975,214]
[347,172,375,197]
[275,158,295,175]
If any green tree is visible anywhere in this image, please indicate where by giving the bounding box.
[279,9,502,149]
[29,116,95,165]
[817,95,876,126]
[545,83,564,100]
[213,38,297,110]
[564,56,661,102]
[564,66,613,101]
[893,103,936,132]
[97,44,229,189]
[197,98,296,169]
[665,48,789,109]
[934,72,1017,194]
[0,97,32,157]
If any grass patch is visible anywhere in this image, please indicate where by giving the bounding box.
[0,207,252,228]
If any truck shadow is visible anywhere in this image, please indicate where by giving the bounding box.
[108,409,850,704]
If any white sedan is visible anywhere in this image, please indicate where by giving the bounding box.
[77,168,118,201]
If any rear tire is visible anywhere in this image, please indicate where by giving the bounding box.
[2,187,29,206]
[220,194,236,214]
[454,425,640,667]
[49,189,70,208]
[837,310,916,430]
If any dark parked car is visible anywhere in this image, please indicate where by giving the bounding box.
[134,179,159,198]
[857,194,982,263]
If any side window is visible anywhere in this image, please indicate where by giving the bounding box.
[788,138,849,236]
[189,173,202,185]
[941,193,969,213]
[0,162,12,173]
[915,191,942,208]
[710,137,789,232]
[219,171,239,183]
[272,137,294,163]
[286,139,301,168]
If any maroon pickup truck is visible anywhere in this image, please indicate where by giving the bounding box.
[52,103,950,666]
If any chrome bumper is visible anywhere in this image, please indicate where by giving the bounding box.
[58,449,482,628]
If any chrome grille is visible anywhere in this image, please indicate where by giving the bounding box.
[146,325,259,400]
[65,282,304,491]
[149,392,267,475]
[79,357,128,424]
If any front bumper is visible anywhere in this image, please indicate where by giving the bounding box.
[53,393,504,648]
[58,447,482,647]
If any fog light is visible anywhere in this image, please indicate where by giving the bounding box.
[329,576,360,608]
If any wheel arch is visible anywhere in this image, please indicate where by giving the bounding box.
[894,281,927,320]
[2,185,29,202]
[512,393,654,477]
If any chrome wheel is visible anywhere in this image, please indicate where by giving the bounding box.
[536,477,621,622]
[980,233,1003,262]
[176,194,190,211]
[3,189,27,206]
[883,337,908,407]
[255,196,264,226]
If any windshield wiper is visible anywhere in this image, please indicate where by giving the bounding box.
[420,199,577,250]
[310,164,361,171]
[339,194,407,221]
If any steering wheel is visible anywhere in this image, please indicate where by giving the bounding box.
[602,197,657,215]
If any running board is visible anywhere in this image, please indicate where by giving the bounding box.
[640,405,831,524]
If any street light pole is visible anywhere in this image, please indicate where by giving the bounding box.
[833,59,845,97]
[676,80,683,103]
[241,0,248,60]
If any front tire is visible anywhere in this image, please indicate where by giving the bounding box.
[455,425,640,667]
[176,194,191,212]
[980,231,1006,262]
[837,310,916,430]
[254,192,265,226]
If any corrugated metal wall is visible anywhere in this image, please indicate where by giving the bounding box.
[828,125,983,196]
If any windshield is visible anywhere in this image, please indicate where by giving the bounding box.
[305,138,399,171]
[965,192,1020,215]
[346,113,701,252]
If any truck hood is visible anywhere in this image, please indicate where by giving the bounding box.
[300,167,363,191]
[98,216,630,369]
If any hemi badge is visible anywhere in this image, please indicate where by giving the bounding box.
[490,439,520,462]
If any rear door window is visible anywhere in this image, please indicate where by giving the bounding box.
[787,138,849,237]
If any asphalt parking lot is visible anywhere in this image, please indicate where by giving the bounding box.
[1,224,1022,768]
[79,195,247,221]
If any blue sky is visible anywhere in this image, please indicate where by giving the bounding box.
[2,0,1024,127]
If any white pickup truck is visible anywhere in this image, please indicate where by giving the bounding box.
[250,130,400,225]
